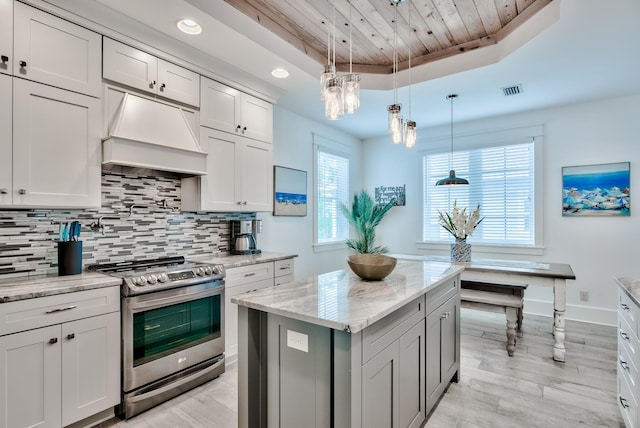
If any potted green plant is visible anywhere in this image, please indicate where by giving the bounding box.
[340,190,396,280]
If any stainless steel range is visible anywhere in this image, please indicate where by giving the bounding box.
[88,256,225,419]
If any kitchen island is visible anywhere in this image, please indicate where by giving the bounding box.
[232,259,463,428]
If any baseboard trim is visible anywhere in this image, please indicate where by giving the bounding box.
[523,298,616,327]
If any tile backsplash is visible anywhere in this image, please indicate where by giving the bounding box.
[0,171,254,279]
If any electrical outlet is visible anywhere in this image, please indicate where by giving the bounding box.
[287,329,308,353]
[579,291,589,302]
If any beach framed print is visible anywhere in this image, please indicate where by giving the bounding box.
[274,166,307,216]
[562,162,630,216]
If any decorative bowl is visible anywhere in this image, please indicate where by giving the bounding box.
[347,254,397,281]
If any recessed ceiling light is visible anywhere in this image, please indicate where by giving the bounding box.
[177,19,202,35]
[271,68,289,78]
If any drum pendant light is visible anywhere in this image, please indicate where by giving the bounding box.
[435,94,469,186]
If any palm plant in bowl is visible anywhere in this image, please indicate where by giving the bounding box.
[340,190,396,280]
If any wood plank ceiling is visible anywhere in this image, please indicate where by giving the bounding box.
[224,0,554,74]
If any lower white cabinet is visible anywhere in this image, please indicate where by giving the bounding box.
[274,258,294,285]
[618,279,640,428]
[0,288,120,428]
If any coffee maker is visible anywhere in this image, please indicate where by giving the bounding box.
[231,220,262,255]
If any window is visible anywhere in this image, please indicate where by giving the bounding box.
[316,146,350,244]
[423,140,535,246]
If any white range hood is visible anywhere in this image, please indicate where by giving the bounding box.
[103,93,207,176]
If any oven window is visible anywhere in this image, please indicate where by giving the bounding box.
[133,294,221,367]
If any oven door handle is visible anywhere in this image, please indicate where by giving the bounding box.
[127,356,225,405]
[127,286,223,312]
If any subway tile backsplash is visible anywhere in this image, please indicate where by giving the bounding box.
[0,171,254,278]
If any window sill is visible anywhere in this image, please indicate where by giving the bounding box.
[416,241,544,257]
[313,242,348,253]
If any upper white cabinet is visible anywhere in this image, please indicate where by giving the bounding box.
[182,127,273,212]
[12,2,101,97]
[0,0,11,76]
[0,74,10,205]
[200,76,273,143]
[5,78,101,208]
[103,38,200,107]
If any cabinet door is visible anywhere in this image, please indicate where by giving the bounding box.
[13,2,101,97]
[362,341,400,428]
[200,77,241,134]
[0,74,10,206]
[440,297,459,384]
[0,325,62,428]
[12,79,101,208]
[158,59,200,107]
[103,37,157,95]
[199,128,241,211]
[0,0,11,76]
[240,94,273,143]
[398,320,425,428]
[61,312,120,426]
[241,139,273,212]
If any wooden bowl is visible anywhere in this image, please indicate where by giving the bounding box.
[347,254,397,281]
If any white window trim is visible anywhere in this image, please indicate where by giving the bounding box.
[420,124,545,253]
[313,134,352,252]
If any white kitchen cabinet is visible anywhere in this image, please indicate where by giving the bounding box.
[274,258,295,285]
[225,263,274,362]
[0,74,10,205]
[103,38,200,107]
[12,2,101,97]
[182,127,273,212]
[5,78,100,208]
[618,280,640,428]
[0,0,11,76]
[0,287,120,428]
[200,76,273,143]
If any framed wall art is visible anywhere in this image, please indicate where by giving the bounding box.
[562,162,630,216]
[273,166,307,216]
[374,185,406,206]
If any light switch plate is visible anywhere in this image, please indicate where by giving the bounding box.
[287,329,308,353]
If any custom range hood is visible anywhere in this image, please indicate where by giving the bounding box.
[103,93,207,176]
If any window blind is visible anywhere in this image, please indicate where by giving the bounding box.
[316,148,350,243]
[423,141,535,246]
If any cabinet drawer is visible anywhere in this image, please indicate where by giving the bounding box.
[620,340,640,392]
[0,287,119,336]
[275,274,294,286]
[362,296,425,363]
[620,316,640,369]
[620,373,638,428]
[274,259,294,277]
[227,262,273,286]
[426,278,459,315]
[620,289,639,338]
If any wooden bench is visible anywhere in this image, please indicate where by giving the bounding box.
[462,280,528,330]
[460,288,524,356]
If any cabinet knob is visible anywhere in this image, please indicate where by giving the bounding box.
[19,60,27,68]
[621,303,630,311]
[160,83,166,91]
[620,330,630,341]
[0,55,7,63]
[236,125,241,132]
[243,201,248,205]
[0,189,7,194]
[150,80,156,88]
[67,333,75,340]
[242,126,247,134]
[620,359,630,371]
[620,396,630,409]
[49,337,58,344]
[236,201,242,205]
[18,189,26,195]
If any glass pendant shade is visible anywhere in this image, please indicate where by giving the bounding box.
[404,120,416,148]
[324,77,344,120]
[342,73,360,114]
[320,64,337,102]
[391,127,403,145]
[388,103,402,133]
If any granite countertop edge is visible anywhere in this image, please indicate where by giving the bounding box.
[615,276,640,307]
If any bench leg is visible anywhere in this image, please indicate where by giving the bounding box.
[506,307,517,356]
[517,307,523,331]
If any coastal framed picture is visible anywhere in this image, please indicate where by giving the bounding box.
[562,162,630,216]
[273,166,307,216]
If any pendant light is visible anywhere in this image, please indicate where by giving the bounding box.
[342,0,360,114]
[435,94,469,186]
[323,0,343,120]
[388,1,402,143]
[403,1,416,148]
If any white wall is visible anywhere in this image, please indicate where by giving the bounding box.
[258,106,363,279]
[362,94,640,326]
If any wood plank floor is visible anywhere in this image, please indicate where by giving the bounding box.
[100,309,624,427]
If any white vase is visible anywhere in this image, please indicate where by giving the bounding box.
[450,238,471,262]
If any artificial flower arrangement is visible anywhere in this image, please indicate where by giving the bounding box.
[438,201,484,240]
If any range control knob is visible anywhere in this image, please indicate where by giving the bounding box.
[213,265,223,275]
[204,266,213,275]
[157,273,169,283]
[135,276,148,286]
[147,274,158,284]
[195,267,205,276]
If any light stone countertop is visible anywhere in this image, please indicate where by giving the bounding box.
[188,252,298,269]
[615,276,640,306]
[232,259,463,333]
[0,272,122,303]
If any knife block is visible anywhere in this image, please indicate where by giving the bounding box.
[58,241,83,276]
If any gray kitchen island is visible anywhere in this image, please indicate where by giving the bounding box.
[232,259,464,428]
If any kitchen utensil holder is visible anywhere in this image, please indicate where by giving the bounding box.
[58,241,83,276]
